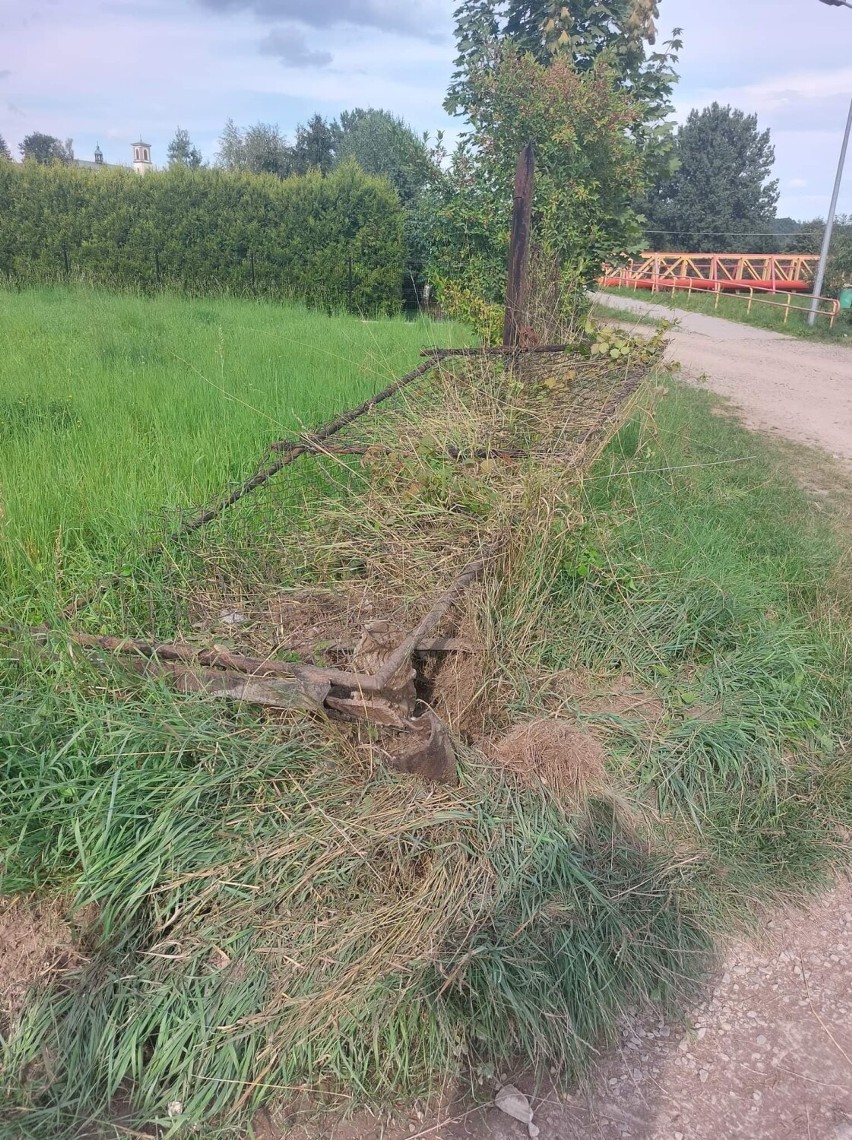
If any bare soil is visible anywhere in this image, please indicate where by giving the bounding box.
[0,896,81,1036]
[591,292,852,463]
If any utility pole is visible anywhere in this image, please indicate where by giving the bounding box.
[809,0,852,324]
[503,142,535,348]
[808,98,852,325]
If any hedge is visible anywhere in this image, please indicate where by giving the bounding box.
[0,160,406,313]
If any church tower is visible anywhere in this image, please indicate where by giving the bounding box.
[132,140,153,175]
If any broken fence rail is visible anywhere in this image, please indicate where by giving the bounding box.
[40,543,503,782]
[169,352,446,543]
[172,344,577,543]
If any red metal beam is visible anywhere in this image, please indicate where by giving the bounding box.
[601,253,819,293]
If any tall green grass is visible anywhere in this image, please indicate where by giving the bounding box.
[0,663,711,1137]
[0,285,469,607]
[534,386,852,895]
[602,284,852,341]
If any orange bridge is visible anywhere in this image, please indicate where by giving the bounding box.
[601,252,819,293]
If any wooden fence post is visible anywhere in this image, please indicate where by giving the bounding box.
[502,142,535,349]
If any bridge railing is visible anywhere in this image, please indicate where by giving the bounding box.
[675,279,840,327]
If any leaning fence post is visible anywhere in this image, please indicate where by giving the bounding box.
[502,142,535,349]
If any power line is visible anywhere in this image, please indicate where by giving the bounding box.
[644,229,823,237]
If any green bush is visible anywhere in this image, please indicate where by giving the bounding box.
[0,160,405,313]
[428,55,646,310]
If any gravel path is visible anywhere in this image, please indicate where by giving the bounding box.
[437,883,852,1140]
[591,292,852,463]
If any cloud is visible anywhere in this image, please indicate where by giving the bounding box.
[258,26,332,67]
[789,178,808,189]
[684,67,852,117]
[197,0,445,40]
[0,69,11,80]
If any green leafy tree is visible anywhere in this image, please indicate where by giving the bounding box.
[771,216,802,252]
[216,119,243,169]
[334,109,434,205]
[446,0,681,181]
[292,114,336,175]
[0,134,11,161]
[334,108,442,307]
[19,132,74,165]
[216,119,293,177]
[645,103,780,252]
[430,52,645,310]
[790,215,852,297]
[166,127,203,169]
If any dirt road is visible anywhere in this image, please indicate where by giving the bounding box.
[592,292,852,462]
[436,886,852,1140]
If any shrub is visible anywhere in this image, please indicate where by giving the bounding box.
[0,160,405,313]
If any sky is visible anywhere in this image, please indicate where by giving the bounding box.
[1,0,851,221]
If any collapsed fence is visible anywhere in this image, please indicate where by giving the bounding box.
[4,145,699,1137]
[45,332,658,783]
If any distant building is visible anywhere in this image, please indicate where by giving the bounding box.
[73,141,153,174]
[74,144,107,170]
[132,140,153,175]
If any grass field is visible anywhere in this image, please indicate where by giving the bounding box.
[601,284,852,341]
[1,287,851,1137]
[589,298,663,328]
[0,286,470,608]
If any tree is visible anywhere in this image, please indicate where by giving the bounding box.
[19,132,74,165]
[645,103,780,252]
[446,0,680,176]
[0,134,11,161]
[429,52,645,314]
[216,119,293,177]
[334,109,434,205]
[333,108,441,307]
[790,215,852,297]
[167,126,203,169]
[291,114,336,175]
[772,216,802,253]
